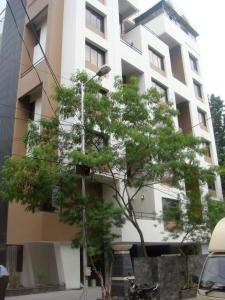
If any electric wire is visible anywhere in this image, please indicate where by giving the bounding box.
[0,8,5,18]
[19,0,60,87]
[6,0,57,119]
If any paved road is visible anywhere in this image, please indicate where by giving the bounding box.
[6,288,196,300]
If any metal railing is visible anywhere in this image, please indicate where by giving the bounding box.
[120,38,142,55]
[135,211,158,220]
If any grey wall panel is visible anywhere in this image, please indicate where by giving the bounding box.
[0,0,26,264]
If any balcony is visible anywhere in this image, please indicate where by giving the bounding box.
[134,0,198,50]
[118,0,139,20]
[120,218,184,244]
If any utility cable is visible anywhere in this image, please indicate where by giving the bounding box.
[0,8,5,18]
[19,0,60,87]
[6,0,57,119]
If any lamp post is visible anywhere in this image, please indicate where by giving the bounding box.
[80,64,111,300]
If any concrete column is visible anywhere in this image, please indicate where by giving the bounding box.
[111,244,133,299]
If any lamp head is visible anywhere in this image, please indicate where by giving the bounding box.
[96,64,111,77]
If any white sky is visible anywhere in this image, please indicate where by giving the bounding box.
[0,0,224,100]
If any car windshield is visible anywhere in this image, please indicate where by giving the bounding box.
[199,256,225,290]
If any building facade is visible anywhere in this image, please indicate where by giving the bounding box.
[0,0,223,290]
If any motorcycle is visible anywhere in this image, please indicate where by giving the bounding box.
[127,276,159,300]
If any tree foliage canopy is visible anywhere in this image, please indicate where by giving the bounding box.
[0,71,216,256]
[209,94,225,194]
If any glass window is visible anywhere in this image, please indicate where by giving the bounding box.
[85,42,105,68]
[204,141,211,158]
[199,256,225,290]
[207,180,216,191]
[152,79,168,102]
[198,109,207,127]
[189,54,198,72]
[193,80,203,99]
[86,7,104,33]
[85,43,90,61]
[149,47,164,71]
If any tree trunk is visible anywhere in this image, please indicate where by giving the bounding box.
[133,218,148,257]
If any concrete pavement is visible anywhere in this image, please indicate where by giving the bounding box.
[6,287,102,300]
[5,287,196,300]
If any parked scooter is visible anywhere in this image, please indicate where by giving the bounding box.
[127,276,159,300]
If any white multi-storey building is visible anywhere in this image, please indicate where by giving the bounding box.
[1,0,222,291]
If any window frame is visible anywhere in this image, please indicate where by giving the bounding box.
[193,80,203,100]
[86,6,105,35]
[85,42,105,70]
[197,108,207,129]
[149,47,165,73]
[151,79,168,102]
[189,53,199,73]
[203,140,212,163]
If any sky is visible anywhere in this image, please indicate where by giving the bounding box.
[0,0,225,100]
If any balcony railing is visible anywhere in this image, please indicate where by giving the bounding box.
[120,38,142,55]
[135,211,157,220]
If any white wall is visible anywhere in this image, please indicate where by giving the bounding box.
[58,243,80,289]
[60,0,223,247]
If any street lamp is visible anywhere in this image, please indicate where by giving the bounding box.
[80,64,111,300]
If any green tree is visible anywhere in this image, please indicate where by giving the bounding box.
[209,94,225,194]
[0,71,214,260]
[207,197,225,231]
[162,194,224,290]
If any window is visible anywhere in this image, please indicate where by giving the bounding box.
[85,42,105,70]
[193,80,203,99]
[203,141,212,162]
[198,109,207,129]
[86,7,104,33]
[189,54,198,72]
[151,79,168,102]
[149,47,165,72]
[31,19,47,65]
[207,180,216,191]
